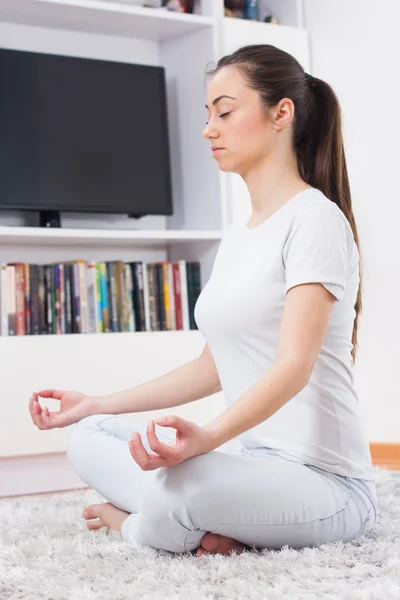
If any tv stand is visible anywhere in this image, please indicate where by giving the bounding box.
[39,210,61,228]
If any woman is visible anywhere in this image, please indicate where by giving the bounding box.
[29,44,377,558]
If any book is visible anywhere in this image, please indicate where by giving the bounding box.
[0,259,201,336]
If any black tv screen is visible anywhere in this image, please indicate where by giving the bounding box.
[0,47,173,218]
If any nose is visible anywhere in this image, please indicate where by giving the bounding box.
[202,120,219,140]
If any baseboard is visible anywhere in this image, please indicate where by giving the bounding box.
[1,444,399,499]
[370,443,400,471]
[0,452,89,498]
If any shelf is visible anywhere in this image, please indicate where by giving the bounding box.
[0,0,215,41]
[0,226,224,246]
[0,329,201,341]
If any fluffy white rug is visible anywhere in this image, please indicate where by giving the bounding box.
[1,467,399,600]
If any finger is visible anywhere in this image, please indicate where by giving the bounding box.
[128,433,151,469]
[31,396,55,430]
[145,453,173,469]
[146,420,180,462]
[155,415,189,435]
[29,395,39,427]
[36,389,64,401]
[30,394,44,429]
[29,394,37,421]
[129,440,170,470]
[42,406,60,429]
[128,433,170,470]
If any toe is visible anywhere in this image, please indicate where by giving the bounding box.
[201,532,220,551]
[86,520,103,530]
[82,504,100,520]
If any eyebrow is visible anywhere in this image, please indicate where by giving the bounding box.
[205,95,236,110]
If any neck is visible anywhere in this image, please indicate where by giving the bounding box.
[240,148,310,221]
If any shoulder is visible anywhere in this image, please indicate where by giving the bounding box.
[293,190,353,233]
[283,190,358,270]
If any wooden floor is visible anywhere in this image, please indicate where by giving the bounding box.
[370,443,400,472]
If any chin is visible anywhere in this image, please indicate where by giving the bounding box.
[216,159,239,174]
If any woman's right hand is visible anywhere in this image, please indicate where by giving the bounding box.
[29,389,94,430]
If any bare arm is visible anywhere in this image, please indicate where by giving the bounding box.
[90,342,222,416]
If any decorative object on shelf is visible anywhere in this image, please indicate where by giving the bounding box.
[244,0,257,20]
[166,0,196,13]
[257,1,279,24]
[224,0,245,19]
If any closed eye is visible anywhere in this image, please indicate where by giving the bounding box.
[205,112,231,125]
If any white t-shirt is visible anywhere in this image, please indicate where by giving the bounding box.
[194,187,375,480]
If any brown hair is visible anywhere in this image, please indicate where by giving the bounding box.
[206,44,362,364]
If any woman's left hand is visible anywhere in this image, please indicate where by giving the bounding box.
[128,416,214,470]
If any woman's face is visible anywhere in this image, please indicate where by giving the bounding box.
[202,66,275,175]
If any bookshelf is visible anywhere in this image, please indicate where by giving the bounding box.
[0,0,309,496]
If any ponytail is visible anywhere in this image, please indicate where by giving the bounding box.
[295,75,362,365]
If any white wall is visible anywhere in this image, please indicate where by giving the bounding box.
[304,0,400,442]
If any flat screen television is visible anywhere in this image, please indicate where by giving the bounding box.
[0,47,173,226]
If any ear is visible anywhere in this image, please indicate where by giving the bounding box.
[272,98,295,131]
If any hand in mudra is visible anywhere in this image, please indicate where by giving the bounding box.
[29,389,92,429]
[128,415,213,471]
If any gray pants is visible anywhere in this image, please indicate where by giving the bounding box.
[67,414,377,553]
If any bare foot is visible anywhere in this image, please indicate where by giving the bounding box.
[83,502,130,533]
[196,532,250,557]
[82,503,110,530]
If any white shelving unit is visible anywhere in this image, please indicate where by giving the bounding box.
[0,0,216,39]
[0,0,310,496]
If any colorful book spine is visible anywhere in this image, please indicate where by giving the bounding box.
[7,265,16,336]
[108,262,119,333]
[179,260,189,330]
[78,260,89,334]
[38,265,46,335]
[167,262,176,331]
[0,259,201,336]
[0,263,8,336]
[86,261,98,334]
[73,262,81,333]
[14,264,26,335]
[59,264,65,334]
[99,262,110,332]
[95,263,103,333]
[31,265,40,335]
[24,263,31,335]
[172,262,183,331]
